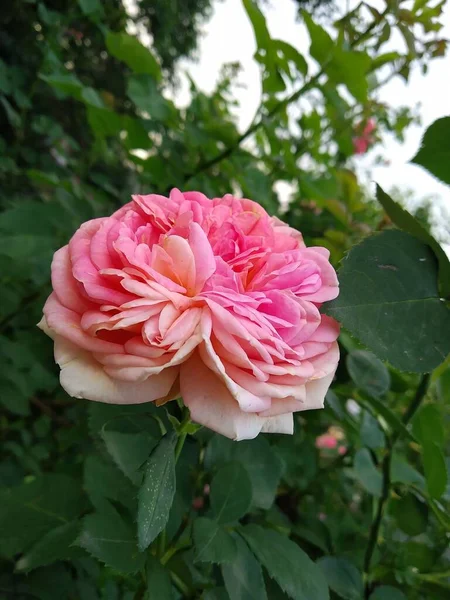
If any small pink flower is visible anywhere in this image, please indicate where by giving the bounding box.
[39,189,339,440]
[363,119,376,136]
[192,497,204,510]
[338,446,347,455]
[353,119,376,155]
[353,137,369,155]
[203,484,211,495]
[315,433,338,450]
[67,28,84,41]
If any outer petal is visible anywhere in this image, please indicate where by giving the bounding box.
[304,370,336,410]
[261,413,293,434]
[51,246,92,313]
[53,334,178,404]
[43,293,125,354]
[180,351,293,441]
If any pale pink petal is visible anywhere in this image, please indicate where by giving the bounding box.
[43,293,125,354]
[259,395,306,417]
[260,413,293,435]
[163,236,196,294]
[180,352,291,440]
[304,370,336,410]
[51,246,92,313]
[53,335,178,404]
[188,222,216,292]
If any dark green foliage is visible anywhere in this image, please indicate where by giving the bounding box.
[325,230,450,372]
[137,433,176,551]
[1,1,449,599]
[411,117,450,187]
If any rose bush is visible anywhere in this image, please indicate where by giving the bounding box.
[39,189,339,440]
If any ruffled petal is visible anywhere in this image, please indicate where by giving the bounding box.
[180,351,292,440]
[54,334,178,404]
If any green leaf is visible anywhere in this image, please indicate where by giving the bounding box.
[421,441,447,499]
[413,404,448,498]
[240,525,329,600]
[102,430,156,484]
[412,404,445,448]
[403,541,434,571]
[370,52,402,70]
[16,521,82,572]
[272,40,308,76]
[0,474,84,559]
[376,184,450,298]
[84,455,135,508]
[347,350,391,397]
[293,523,330,554]
[242,0,271,49]
[144,555,172,599]
[317,557,363,600]
[222,532,268,600]
[127,75,174,121]
[123,115,151,150]
[390,493,428,536]
[78,0,103,17]
[88,401,161,438]
[137,432,176,551]
[353,448,382,497]
[325,230,450,372]
[303,14,370,102]
[106,32,161,80]
[205,436,283,510]
[39,73,83,96]
[390,454,425,488]
[77,501,144,573]
[87,106,122,139]
[39,74,103,108]
[369,586,406,600]
[358,394,415,443]
[361,411,384,450]
[193,517,237,564]
[210,462,252,524]
[411,116,450,186]
[101,415,160,484]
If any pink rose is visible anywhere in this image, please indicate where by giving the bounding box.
[353,118,376,155]
[39,189,339,440]
[315,433,338,450]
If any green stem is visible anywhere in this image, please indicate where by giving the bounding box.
[418,570,450,582]
[174,431,187,463]
[174,406,191,463]
[363,374,430,597]
[157,529,167,559]
[161,541,192,566]
[170,570,193,597]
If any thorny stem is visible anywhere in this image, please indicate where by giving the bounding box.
[363,374,430,597]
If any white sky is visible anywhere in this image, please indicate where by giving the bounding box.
[172,0,450,242]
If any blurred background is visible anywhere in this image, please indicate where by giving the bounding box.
[0,1,449,599]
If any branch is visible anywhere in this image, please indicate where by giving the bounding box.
[363,373,430,597]
[183,8,388,184]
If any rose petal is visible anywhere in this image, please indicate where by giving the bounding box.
[180,351,292,440]
[54,334,178,404]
